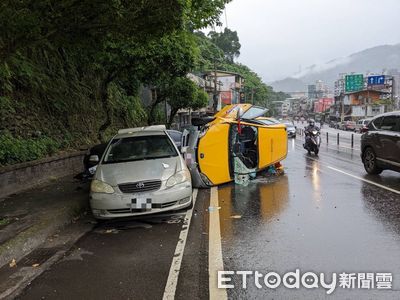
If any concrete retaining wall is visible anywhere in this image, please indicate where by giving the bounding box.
[0,151,86,199]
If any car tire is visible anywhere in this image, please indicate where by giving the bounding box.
[363,147,383,175]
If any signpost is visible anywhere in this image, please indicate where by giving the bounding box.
[367,75,385,86]
[345,74,364,92]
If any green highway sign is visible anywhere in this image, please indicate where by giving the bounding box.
[345,74,364,92]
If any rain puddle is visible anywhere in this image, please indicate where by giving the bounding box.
[62,248,94,262]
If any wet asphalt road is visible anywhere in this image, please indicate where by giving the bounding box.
[18,190,211,300]
[220,138,400,299]
[17,137,400,299]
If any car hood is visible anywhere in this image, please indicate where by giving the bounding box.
[96,156,182,186]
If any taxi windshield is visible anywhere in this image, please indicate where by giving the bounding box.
[241,106,268,119]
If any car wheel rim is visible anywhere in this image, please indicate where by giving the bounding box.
[364,151,375,171]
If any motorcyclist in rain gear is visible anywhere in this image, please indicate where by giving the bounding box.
[304,119,319,134]
[303,119,321,155]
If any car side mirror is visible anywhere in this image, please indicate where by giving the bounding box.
[180,146,188,154]
[89,155,99,163]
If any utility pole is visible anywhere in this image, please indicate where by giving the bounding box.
[165,96,168,126]
[213,60,218,113]
[341,93,344,123]
[390,76,394,112]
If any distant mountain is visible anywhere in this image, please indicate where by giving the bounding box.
[270,43,400,93]
[268,77,306,94]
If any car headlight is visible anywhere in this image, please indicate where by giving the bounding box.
[91,179,114,194]
[166,170,190,187]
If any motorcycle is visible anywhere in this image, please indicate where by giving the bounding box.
[303,129,321,155]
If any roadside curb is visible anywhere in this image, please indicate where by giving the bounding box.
[0,218,95,300]
[0,151,86,200]
[0,197,88,270]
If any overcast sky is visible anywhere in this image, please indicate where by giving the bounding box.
[211,0,400,82]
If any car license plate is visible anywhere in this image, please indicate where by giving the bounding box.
[131,196,152,210]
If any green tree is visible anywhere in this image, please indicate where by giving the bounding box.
[193,31,289,114]
[164,77,208,128]
[186,0,232,29]
[208,28,241,62]
[0,0,233,165]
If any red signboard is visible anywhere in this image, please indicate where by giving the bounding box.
[314,98,333,113]
[220,91,232,104]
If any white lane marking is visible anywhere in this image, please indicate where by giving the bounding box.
[295,148,400,194]
[332,145,361,151]
[294,143,362,166]
[209,186,227,300]
[162,189,198,300]
[327,166,400,195]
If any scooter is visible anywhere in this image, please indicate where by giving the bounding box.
[303,129,321,155]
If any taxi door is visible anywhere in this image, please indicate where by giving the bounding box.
[198,123,231,185]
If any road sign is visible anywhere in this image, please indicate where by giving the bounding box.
[367,75,385,86]
[345,74,364,92]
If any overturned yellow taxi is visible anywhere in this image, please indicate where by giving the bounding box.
[182,104,288,187]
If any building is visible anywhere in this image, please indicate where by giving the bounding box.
[314,98,334,113]
[308,80,333,117]
[272,101,284,116]
[308,84,317,100]
[281,100,291,117]
[281,97,307,116]
[289,91,307,99]
[202,70,244,110]
[388,69,400,109]
[332,72,397,120]
[174,71,245,129]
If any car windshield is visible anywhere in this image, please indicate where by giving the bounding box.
[167,130,182,144]
[103,135,177,164]
[258,118,280,125]
[241,106,267,119]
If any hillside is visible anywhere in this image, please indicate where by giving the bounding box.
[0,1,228,166]
[0,2,285,166]
[270,43,400,93]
